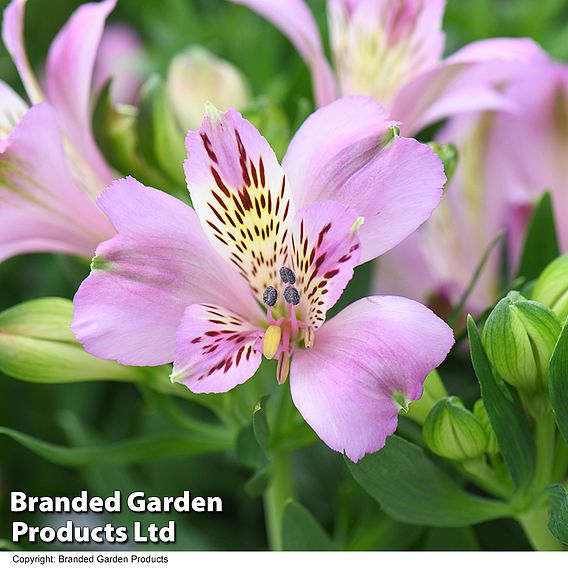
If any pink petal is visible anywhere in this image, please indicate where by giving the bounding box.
[283,96,445,263]
[0,103,114,262]
[2,0,43,103]
[185,107,295,302]
[485,62,568,252]
[291,201,361,328]
[172,303,263,393]
[93,23,144,105]
[328,0,445,107]
[393,38,548,135]
[72,177,261,366]
[45,0,116,188]
[228,0,336,106]
[290,296,454,461]
[0,79,28,140]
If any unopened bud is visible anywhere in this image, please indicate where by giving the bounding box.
[423,397,487,461]
[167,47,251,132]
[532,255,568,320]
[473,400,499,455]
[406,370,448,424]
[428,142,458,184]
[482,291,561,393]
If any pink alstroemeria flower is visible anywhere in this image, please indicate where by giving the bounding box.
[229,0,545,134]
[0,0,123,262]
[375,60,568,316]
[72,98,454,461]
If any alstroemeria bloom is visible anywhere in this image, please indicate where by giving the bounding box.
[375,60,568,315]
[72,98,454,461]
[229,0,545,134]
[0,0,122,261]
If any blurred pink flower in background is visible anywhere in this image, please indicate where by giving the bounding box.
[0,0,133,262]
[375,59,568,316]
[229,0,545,134]
[93,23,144,105]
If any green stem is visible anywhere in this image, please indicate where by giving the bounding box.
[263,450,294,551]
[532,408,557,494]
[460,458,512,499]
[517,509,563,551]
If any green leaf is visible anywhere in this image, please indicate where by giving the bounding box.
[282,500,336,551]
[347,436,511,527]
[235,424,265,469]
[0,298,143,384]
[467,315,536,488]
[244,464,271,498]
[253,395,270,451]
[516,192,560,283]
[424,527,480,550]
[546,484,568,544]
[549,320,568,443]
[0,426,231,467]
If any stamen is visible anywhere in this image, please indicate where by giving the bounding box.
[283,286,300,305]
[263,325,282,359]
[304,326,315,349]
[262,286,278,307]
[277,352,290,384]
[279,266,296,285]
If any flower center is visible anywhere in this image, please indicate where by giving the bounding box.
[260,266,314,383]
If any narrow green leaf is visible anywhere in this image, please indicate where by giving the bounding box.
[467,315,536,488]
[253,395,270,451]
[0,298,143,383]
[0,426,231,467]
[546,484,568,544]
[347,436,511,527]
[516,192,560,282]
[282,500,336,551]
[549,320,568,443]
[448,231,504,327]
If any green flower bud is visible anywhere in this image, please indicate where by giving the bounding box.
[405,370,448,425]
[482,291,562,393]
[167,47,251,132]
[428,142,458,184]
[423,397,488,461]
[473,400,499,455]
[533,255,568,320]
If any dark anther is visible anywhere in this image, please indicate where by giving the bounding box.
[279,266,296,285]
[263,286,278,307]
[283,286,300,305]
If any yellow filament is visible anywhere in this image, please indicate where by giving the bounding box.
[263,325,282,359]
